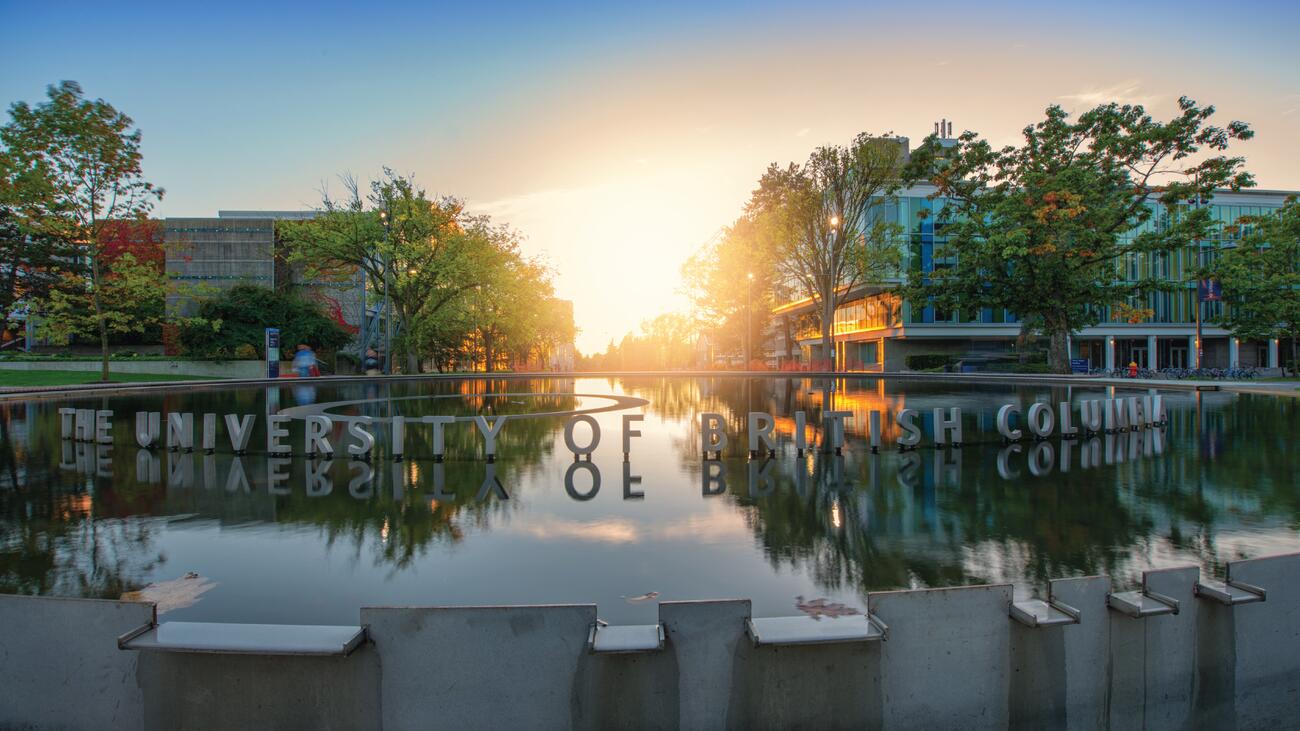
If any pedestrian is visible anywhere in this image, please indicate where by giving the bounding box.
[1128,360,1139,378]
[363,347,382,376]
[293,343,318,378]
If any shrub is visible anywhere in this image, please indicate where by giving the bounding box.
[906,354,956,370]
[233,343,259,360]
[179,285,352,358]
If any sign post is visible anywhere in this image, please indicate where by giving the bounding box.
[265,328,281,379]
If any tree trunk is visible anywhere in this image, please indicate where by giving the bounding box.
[1047,328,1071,374]
[91,254,109,382]
[821,298,835,373]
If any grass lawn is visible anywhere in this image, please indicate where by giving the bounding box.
[0,371,219,387]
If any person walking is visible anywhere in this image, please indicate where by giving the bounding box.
[293,343,318,378]
[363,348,382,376]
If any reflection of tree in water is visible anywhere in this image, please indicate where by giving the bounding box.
[0,485,166,598]
[715,386,1300,598]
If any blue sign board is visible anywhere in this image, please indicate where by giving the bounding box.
[265,328,280,378]
[1198,279,1222,302]
[1070,358,1089,374]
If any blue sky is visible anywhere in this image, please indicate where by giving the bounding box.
[3,0,1298,351]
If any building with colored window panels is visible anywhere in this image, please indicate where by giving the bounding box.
[164,211,366,350]
[768,184,1295,372]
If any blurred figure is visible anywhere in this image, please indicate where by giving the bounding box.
[364,348,382,376]
[293,343,318,378]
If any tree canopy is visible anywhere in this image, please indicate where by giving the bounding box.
[901,97,1254,372]
[1212,197,1300,370]
[177,284,352,358]
[0,81,165,379]
[745,133,906,370]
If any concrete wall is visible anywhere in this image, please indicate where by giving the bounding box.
[0,359,264,378]
[3,553,1299,730]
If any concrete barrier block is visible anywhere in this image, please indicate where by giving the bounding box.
[0,594,153,729]
[1226,552,1300,727]
[1042,575,1111,731]
[362,604,597,731]
[658,599,750,730]
[1141,565,1200,728]
[871,584,1013,729]
[137,648,381,730]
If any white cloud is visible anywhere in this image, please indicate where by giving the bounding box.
[1059,80,1162,108]
[795,127,811,137]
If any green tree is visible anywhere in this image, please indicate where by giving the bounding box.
[0,81,164,380]
[681,218,786,364]
[1212,197,1300,371]
[747,134,905,371]
[279,171,494,373]
[0,206,82,332]
[39,252,205,350]
[901,98,1253,373]
[178,284,352,358]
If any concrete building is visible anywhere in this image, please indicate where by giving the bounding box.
[165,210,367,351]
[767,137,1294,373]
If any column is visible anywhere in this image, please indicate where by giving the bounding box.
[1229,338,1240,369]
[1065,334,1073,359]
[1268,339,1279,369]
[1147,334,1158,370]
[1104,336,1115,371]
[1189,335,1198,369]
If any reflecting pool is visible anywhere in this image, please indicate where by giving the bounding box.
[1,376,1296,625]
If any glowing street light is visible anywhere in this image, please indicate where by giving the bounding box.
[829,215,839,227]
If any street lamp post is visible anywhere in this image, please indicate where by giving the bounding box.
[745,271,754,371]
[380,210,393,375]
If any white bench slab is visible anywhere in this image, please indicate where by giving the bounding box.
[1107,590,1179,618]
[1010,598,1080,628]
[1194,579,1266,606]
[588,623,664,653]
[118,621,366,656]
[746,614,886,646]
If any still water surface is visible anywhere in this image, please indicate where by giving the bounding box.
[2,376,1296,625]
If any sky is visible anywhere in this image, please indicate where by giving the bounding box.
[3,0,1298,353]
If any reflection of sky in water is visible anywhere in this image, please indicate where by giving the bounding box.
[1,377,1297,625]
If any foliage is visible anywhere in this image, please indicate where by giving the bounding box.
[1212,197,1300,370]
[680,217,784,361]
[578,312,696,370]
[745,133,905,371]
[39,253,204,347]
[280,170,571,373]
[905,354,955,370]
[901,97,1254,373]
[0,81,164,380]
[178,284,351,358]
[0,206,83,327]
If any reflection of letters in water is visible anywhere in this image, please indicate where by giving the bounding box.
[56,398,1172,503]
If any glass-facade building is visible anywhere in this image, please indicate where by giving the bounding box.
[770,183,1295,372]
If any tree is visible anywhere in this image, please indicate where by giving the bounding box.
[901,98,1254,373]
[1213,197,1300,372]
[279,171,495,373]
[680,218,786,364]
[0,206,81,333]
[39,252,191,348]
[0,81,164,380]
[747,134,905,371]
[177,284,352,358]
